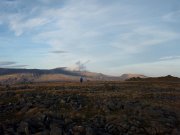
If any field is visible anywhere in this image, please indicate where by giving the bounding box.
[0,80,180,135]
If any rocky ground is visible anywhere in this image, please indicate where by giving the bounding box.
[0,81,180,135]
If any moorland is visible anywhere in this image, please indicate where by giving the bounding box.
[0,77,180,135]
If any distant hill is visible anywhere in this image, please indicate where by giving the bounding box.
[127,75,180,82]
[148,75,180,82]
[0,67,79,76]
[120,74,147,80]
[0,68,147,84]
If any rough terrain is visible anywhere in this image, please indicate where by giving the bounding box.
[0,80,180,135]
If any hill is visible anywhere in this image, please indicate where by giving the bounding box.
[127,75,180,82]
[0,68,146,84]
[120,74,147,80]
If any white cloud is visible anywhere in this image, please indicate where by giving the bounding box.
[8,15,49,36]
[159,55,180,60]
[26,0,180,71]
[0,61,16,66]
[111,27,179,53]
[162,10,180,22]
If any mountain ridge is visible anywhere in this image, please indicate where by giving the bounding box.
[0,67,146,84]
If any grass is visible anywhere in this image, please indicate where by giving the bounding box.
[0,80,180,134]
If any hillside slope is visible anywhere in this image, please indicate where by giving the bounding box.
[0,68,147,84]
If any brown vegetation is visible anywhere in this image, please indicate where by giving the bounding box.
[0,80,180,135]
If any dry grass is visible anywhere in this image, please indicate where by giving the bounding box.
[0,80,180,134]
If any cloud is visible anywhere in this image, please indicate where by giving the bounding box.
[162,10,180,22]
[111,26,179,53]
[159,56,180,61]
[0,61,28,68]
[0,0,180,76]
[51,50,68,54]
[6,0,16,2]
[30,1,179,58]
[3,0,177,52]
[31,0,140,60]
[28,0,180,72]
[4,65,28,68]
[0,61,16,66]
[8,15,49,36]
[0,0,51,36]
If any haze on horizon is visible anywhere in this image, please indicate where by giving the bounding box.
[0,0,180,77]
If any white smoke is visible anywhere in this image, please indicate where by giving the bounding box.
[76,60,90,72]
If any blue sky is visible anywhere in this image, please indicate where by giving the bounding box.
[0,0,180,77]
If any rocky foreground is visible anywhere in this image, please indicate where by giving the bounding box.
[0,81,180,135]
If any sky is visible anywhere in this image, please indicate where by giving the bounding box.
[0,0,180,77]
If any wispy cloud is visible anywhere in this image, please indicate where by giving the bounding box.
[0,61,16,66]
[0,61,27,68]
[4,65,28,68]
[4,0,16,3]
[162,10,180,22]
[111,26,179,53]
[160,56,180,61]
[51,50,68,54]
[8,15,49,36]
